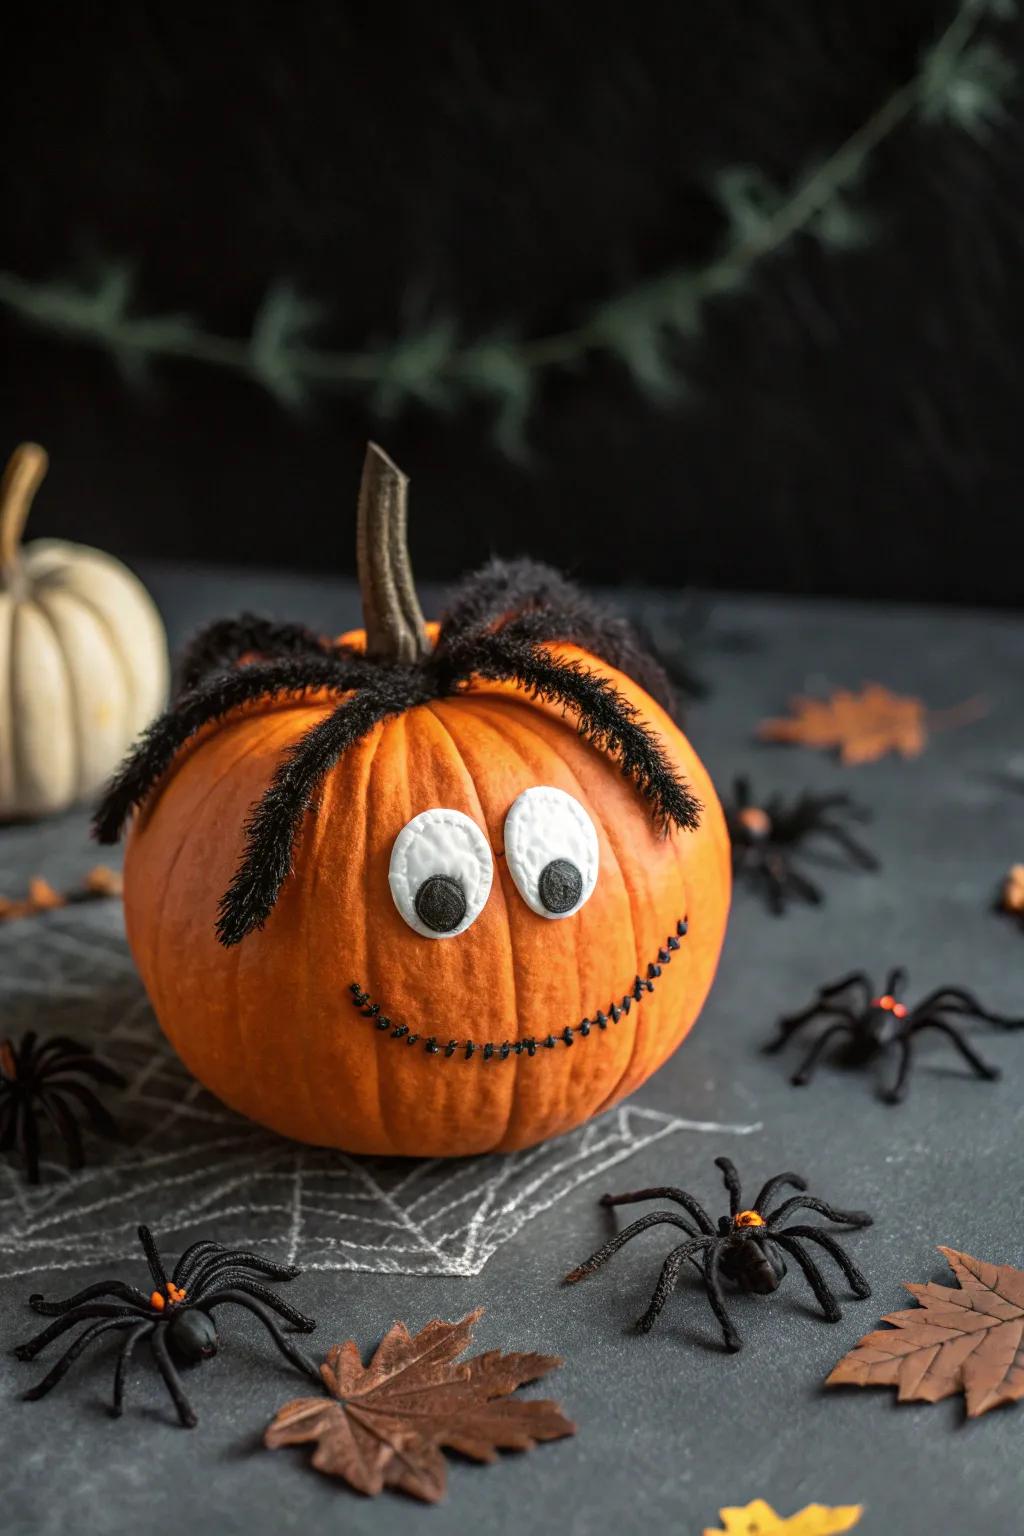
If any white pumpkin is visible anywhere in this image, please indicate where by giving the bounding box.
[0,442,169,820]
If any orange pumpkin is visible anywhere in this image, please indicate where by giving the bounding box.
[98,446,730,1155]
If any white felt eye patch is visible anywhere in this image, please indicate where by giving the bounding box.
[389,808,494,939]
[503,786,599,919]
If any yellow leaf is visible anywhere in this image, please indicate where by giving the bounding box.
[703,1497,864,1535]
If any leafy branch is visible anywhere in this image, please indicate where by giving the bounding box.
[0,0,1014,455]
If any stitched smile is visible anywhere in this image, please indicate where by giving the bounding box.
[349,917,688,1063]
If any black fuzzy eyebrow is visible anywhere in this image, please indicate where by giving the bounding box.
[94,558,700,948]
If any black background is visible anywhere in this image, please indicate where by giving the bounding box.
[4,1,1023,606]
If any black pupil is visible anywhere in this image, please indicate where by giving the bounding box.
[414,874,467,933]
[538,858,583,914]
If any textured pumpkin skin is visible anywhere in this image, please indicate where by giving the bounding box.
[123,638,730,1155]
[0,538,169,819]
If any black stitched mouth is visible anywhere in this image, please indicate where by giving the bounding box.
[349,917,688,1063]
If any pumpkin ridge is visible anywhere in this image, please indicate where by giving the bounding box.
[458,690,624,1124]
[38,580,136,725]
[146,715,291,1080]
[468,686,644,1107]
[29,592,88,793]
[421,699,521,1150]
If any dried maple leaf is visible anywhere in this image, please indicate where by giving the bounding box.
[757,683,986,765]
[264,1308,575,1503]
[703,1498,862,1535]
[0,866,123,924]
[1000,864,1024,916]
[826,1247,1024,1417]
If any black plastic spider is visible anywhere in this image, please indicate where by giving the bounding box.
[0,1032,125,1184]
[562,1157,871,1352]
[726,775,878,913]
[766,968,1024,1103]
[94,444,699,948]
[15,1224,319,1427]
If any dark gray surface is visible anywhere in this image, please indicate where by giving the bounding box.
[1,566,1022,1536]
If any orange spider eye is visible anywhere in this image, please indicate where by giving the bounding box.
[893,1002,907,1019]
[738,807,771,838]
[150,1290,166,1311]
[879,994,894,1010]
[735,1209,765,1228]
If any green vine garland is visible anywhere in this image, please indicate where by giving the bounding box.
[0,0,1014,454]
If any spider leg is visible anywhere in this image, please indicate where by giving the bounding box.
[813,821,879,870]
[774,1226,871,1298]
[563,1213,701,1283]
[775,860,823,909]
[790,1023,855,1086]
[0,1098,14,1150]
[22,1318,139,1401]
[184,1251,302,1292]
[752,1171,807,1214]
[45,1081,119,1140]
[15,1303,145,1360]
[767,1195,871,1228]
[93,655,368,846]
[41,1055,126,1088]
[176,614,337,693]
[28,1280,152,1316]
[137,1225,169,1289]
[703,1241,742,1352]
[714,1157,743,1216]
[765,1005,858,1055]
[884,966,908,999]
[216,680,437,946]
[599,1188,715,1234]
[448,634,700,834]
[172,1240,231,1286]
[112,1322,155,1416]
[200,1290,320,1381]
[190,1274,315,1330]
[37,1091,84,1170]
[771,1235,842,1322]
[910,988,1022,1027]
[910,1018,1001,1081]
[150,1325,198,1428]
[22,1102,40,1185]
[883,1038,914,1104]
[634,1239,713,1333]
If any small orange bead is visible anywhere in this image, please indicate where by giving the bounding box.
[879,995,894,1010]
[893,1002,907,1019]
[150,1290,165,1311]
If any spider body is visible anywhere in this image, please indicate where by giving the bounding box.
[715,1216,787,1295]
[766,968,1024,1102]
[726,776,878,913]
[15,1225,318,1427]
[563,1157,871,1352]
[0,1031,125,1183]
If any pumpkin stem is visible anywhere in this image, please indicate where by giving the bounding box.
[0,442,48,584]
[356,442,430,662]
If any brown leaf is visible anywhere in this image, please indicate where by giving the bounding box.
[757,684,987,765]
[826,1247,1024,1418]
[0,867,123,924]
[264,1308,575,1503]
[758,684,927,764]
[1000,864,1024,915]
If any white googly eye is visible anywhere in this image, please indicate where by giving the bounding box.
[389,809,493,939]
[503,786,599,919]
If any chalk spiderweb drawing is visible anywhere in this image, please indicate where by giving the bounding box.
[0,902,759,1282]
